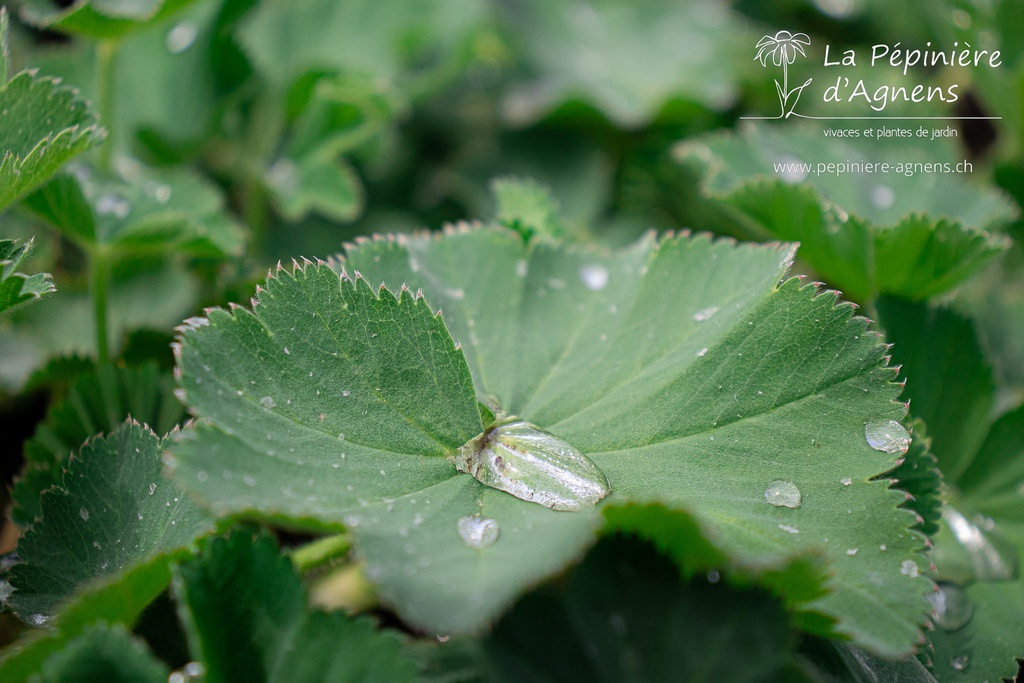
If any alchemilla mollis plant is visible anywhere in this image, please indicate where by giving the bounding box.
[1,1,1023,682]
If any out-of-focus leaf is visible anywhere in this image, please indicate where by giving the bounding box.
[496,0,749,127]
[20,0,196,39]
[264,155,363,223]
[29,622,169,683]
[172,531,418,683]
[677,123,1016,301]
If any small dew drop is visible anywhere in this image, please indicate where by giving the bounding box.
[515,260,529,277]
[900,559,920,577]
[338,433,346,441]
[776,155,807,183]
[166,21,198,53]
[243,475,257,487]
[579,263,610,291]
[148,482,157,496]
[28,614,52,627]
[846,548,858,556]
[928,583,974,631]
[697,347,708,357]
[260,396,277,409]
[283,347,290,355]
[96,193,130,219]
[692,306,719,322]
[865,419,911,453]
[707,570,721,584]
[778,524,799,534]
[949,655,969,672]
[841,477,852,486]
[457,516,499,549]
[197,471,209,482]
[342,390,350,397]
[79,507,89,521]
[764,480,801,508]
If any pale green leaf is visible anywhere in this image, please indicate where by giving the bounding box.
[8,421,216,619]
[0,238,55,315]
[238,0,484,93]
[0,260,200,391]
[496,0,749,127]
[172,531,418,683]
[20,0,196,39]
[677,123,1015,300]
[0,71,104,211]
[171,225,930,655]
[25,163,246,257]
[265,155,363,223]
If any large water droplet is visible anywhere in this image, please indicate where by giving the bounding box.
[457,516,499,549]
[928,583,974,631]
[166,22,198,54]
[764,480,801,508]
[454,416,610,511]
[864,419,911,453]
[579,263,610,291]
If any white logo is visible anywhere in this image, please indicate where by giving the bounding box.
[755,31,813,118]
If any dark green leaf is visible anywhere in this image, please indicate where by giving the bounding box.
[13,362,184,526]
[172,531,417,683]
[485,536,795,683]
[8,421,215,619]
[31,622,169,683]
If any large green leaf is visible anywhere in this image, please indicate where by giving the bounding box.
[12,362,184,526]
[676,123,1016,301]
[172,531,418,683]
[0,238,55,315]
[483,536,796,683]
[495,0,749,127]
[0,70,104,211]
[170,225,930,656]
[7,421,216,619]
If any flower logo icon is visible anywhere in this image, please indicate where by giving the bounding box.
[755,30,813,118]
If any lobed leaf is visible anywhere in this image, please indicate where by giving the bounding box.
[29,622,169,683]
[0,71,104,211]
[677,123,1016,301]
[171,225,932,655]
[0,238,55,315]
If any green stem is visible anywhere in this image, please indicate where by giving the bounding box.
[290,533,351,572]
[95,39,119,172]
[90,246,110,364]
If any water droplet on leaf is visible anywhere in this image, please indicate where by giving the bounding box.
[949,655,969,671]
[79,507,89,521]
[260,396,276,409]
[864,419,911,453]
[900,559,919,577]
[579,263,609,290]
[928,583,974,631]
[166,22,198,54]
[692,306,719,322]
[454,416,610,511]
[457,516,499,549]
[764,480,801,508]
